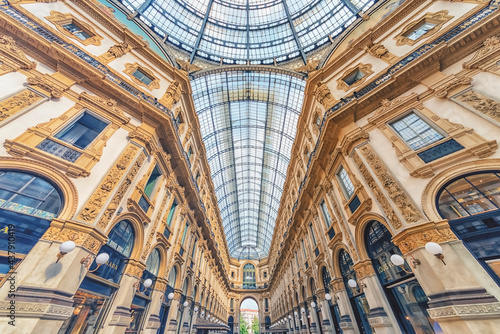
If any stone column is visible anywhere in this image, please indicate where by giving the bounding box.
[353,260,398,334]
[318,298,335,334]
[181,298,193,334]
[143,278,168,334]
[0,225,106,334]
[333,286,356,334]
[394,221,500,334]
[165,289,182,334]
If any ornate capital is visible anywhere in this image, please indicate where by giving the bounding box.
[392,220,458,254]
[41,219,107,254]
[353,260,376,279]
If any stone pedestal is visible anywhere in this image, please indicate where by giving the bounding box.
[319,299,335,334]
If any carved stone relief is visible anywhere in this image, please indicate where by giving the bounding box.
[0,89,44,123]
[454,89,500,124]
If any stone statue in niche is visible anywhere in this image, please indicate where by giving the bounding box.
[99,42,131,64]
[314,81,337,110]
[161,81,182,109]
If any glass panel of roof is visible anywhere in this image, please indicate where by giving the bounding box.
[118,0,381,64]
[191,69,305,259]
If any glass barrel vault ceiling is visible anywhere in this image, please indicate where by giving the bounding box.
[191,69,306,259]
[119,0,376,65]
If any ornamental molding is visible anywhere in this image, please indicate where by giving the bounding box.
[452,88,500,125]
[340,129,369,156]
[353,260,376,280]
[357,145,423,224]
[160,81,182,110]
[45,11,103,47]
[0,301,74,320]
[124,62,161,90]
[313,81,337,110]
[42,218,107,254]
[368,93,420,125]
[392,220,458,255]
[77,144,141,223]
[124,259,146,278]
[336,63,374,92]
[27,74,66,98]
[463,35,500,69]
[427,302,500,319]
[78,92,130,125]
[429,74,473,98]
[0,34,36,71]
[395,10,453,47]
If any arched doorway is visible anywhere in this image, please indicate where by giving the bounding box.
[364,220,434,333]
[321,266,341,334]
[158,266,178,334]
[338,249,372,334]
[437,171,500,285]
[240,298,259,334]
[61,219,136,334]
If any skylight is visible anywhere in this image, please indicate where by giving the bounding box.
[191,68,305,258]
[118,0,377,64]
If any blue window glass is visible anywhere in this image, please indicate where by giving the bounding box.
[144,165,162,198]
[320,200,332,227]
[55,111,108,150]
[0,171,62,275]
[337,166,355,199]
[404,22,436,41]
[365,221,434,334]
[181,222,189,246]
[0,171,62,219]
[62,22,92,40]
[132,68,153,85]
[166,200,178,227]
[390,112,444,151]
[243,263,256,288]
[91,220,135,283]
[343,69,365,86]
[339,249,372,334]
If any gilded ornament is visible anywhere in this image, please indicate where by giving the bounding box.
[27,76,64,98]
[358,146,422,223]
[353,150,403,229]
[0,89,44,122]
[314,81,337,110]
[455,90,500,123]
[161,81,182,109]
[78,145,139,222]
[295,59,319,74]
[176,58,202,73]
[393,221,458,254]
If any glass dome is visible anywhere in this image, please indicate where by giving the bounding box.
[119,0,377,64]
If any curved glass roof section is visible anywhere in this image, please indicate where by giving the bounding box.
[119,0,376,64]
[191,69,305,259]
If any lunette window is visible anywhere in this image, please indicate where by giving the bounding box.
[55,111,108,150]
[390,112,444,151]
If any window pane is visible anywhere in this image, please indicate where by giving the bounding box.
[391,113,443,150]
[338,166,355,198]
[63,22,92,40]
[445,178,496,215]
[467,173,500,208]
[438,190,469,220]
[144,165,162,198]
[404,22,436,40]
[56,112,108,149]
[133,69,153,85]
[321,200,332,227]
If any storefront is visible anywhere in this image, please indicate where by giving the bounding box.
[365,220,435,334]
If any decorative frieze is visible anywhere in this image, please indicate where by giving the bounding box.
[392,220,458,254]
[352,149,403,230]
[41,219,107,254]
[0,301,73,320]
[78,144,142,223]
[428,302,500,319]
[358,145,422,224]
[463,36,500,74]
[0,89,45,124]
[453,89,500,124]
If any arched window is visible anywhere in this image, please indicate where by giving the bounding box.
[321,266,341,334]
[0,171,63,276]
[91,220,135,283]
[338,249,372,334]
[242,263,256,288]
[365,221,434,334]
[437,172,500,284]
[140,248,161,296]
